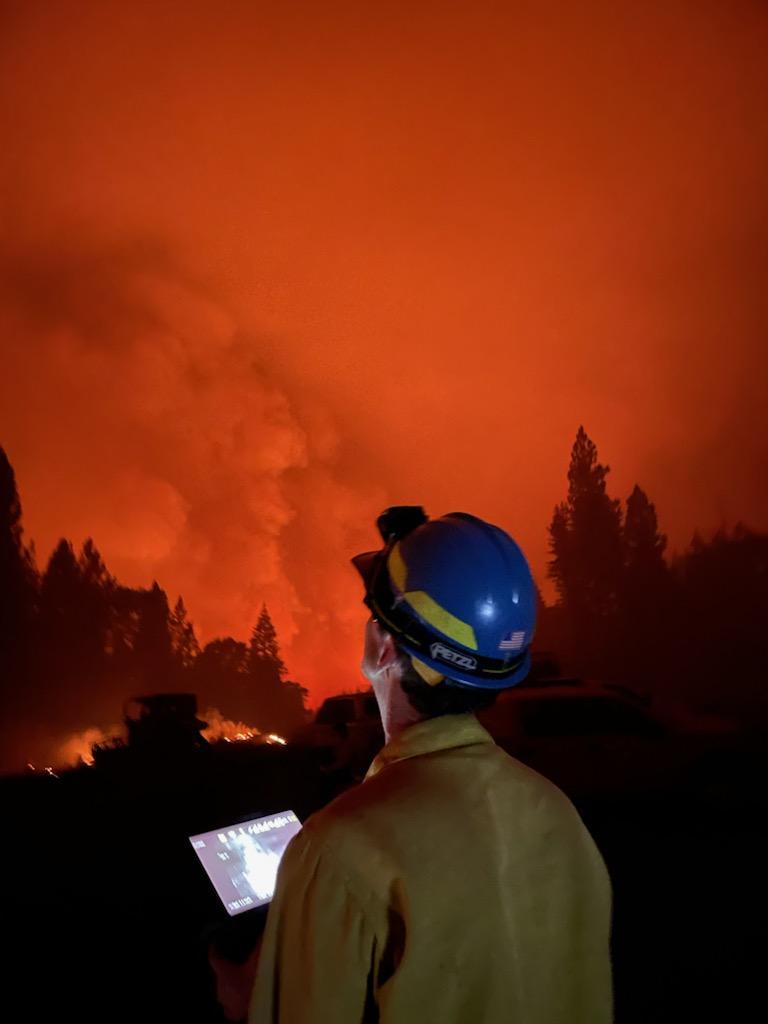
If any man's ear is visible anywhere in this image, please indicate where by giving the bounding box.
[376,629,400,671]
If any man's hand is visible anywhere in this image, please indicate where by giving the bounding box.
[209,939,262,1023]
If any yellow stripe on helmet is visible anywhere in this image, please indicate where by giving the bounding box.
[388,541,409,591]
[387,542,479,652]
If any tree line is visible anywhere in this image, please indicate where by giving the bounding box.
[540,426,767,724]
[1,429,767,770]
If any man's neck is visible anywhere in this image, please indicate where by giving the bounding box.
[376,678,424,745]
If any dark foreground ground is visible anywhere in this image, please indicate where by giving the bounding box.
[3,741,765,1023]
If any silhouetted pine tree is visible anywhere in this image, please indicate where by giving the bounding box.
[0,448,39,769]
[248,605,305,735]
[547,427,623,674]
[617,485,673,691]
[249,605,286,680]
[169,596,200,672]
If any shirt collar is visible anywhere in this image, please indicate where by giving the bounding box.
[365,713,494,780]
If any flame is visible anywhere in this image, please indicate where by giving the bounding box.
[46,710,287,769]
[200,707,264,745]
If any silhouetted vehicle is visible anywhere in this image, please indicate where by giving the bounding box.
[124,693,209,749]
[91,692,211,774]
[476,677,748,804]
[290,691,383,772]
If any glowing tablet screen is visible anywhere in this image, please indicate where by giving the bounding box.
[189,810,302,915]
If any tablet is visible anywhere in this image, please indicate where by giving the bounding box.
[190,810,302,916]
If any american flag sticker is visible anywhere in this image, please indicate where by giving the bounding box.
[499,630,526,651]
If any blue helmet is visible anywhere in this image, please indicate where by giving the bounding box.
[352,507,536,689]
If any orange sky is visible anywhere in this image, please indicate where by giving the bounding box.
[1,1,767,709]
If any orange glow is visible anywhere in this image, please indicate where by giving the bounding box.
[57,727,121,767]
[1,3,766,716]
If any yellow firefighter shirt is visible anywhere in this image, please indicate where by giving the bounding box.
[249,712,613,1023]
